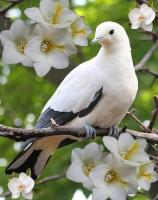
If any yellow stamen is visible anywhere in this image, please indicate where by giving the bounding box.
[105,170,116,183]
[72,29,86,35]
[84,163,95,176]
[138,16,145,22]
[105,170,127,186]
[41,40,65,53]
[17,41,27,54]
[18,184,25,191]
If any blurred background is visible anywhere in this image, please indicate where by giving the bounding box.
[0,0,158,199]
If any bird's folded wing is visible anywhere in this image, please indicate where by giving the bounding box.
[35,62,105,128]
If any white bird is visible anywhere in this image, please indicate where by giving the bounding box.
[6,21,138,179]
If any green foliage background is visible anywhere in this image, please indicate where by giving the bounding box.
[0,0,158,199]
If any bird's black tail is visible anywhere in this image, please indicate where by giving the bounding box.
[5,136,61,179]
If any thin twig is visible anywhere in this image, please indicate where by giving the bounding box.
[127,109,151,132]
[148,96,158,131]
[135,42,158,72]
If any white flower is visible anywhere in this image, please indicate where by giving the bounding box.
[0,19,33,67]
[25,24,77,77]
[103,133,149,166]
[25,0,77,28]
[70,16,92,46]
[8,172,35,199]
[137,161,158,191]
[66,142,105,190]
[89,154,138,200]
[128,4,155,31]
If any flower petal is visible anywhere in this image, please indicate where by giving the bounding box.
[2,42,24,64]
[118,133,135,152]
[33,59,51,77]
[128,179,138,194]
[151,171,158,183]
[25,36,45,62]
[19,172,27,182]
[50,28,69,46]
[92,188,108,200]
[58,9,77,24]
[128,149,149,162]
[144,7,155,24]
[82,179,93,191]
[10,19,29,41]
[21,56,33,67]
[102,136,118,154]
[136,138,147,150]
[71,148,82,162]
[131,22,141,29]
[22,191,33,200]
[65,40,77,55]
[12,192,20,199]
[71,16,85,31]
[40,0,57,18]
[48,48,69,69]
[85,25,92,36]
[107,182,128,200]
[89,165,109,188]
[137,176,151,191]
[140,162,155,174]
[82,142,102,164]
[140,4,148,12]
[23,177,34,193]
[141,22,153,32]
[66,160,87,183]
[24,8,44,23]
[72,35,88,46]
[0,30,11,46]
[117,165,137,182]
[128,8,142,24]
[8,178,21,193]
[58,0,69,8]
[104,154,121,169]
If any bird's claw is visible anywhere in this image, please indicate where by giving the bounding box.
[108,125,119,138]
[82,125,96,141]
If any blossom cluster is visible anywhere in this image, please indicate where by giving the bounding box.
[66,133,158,200]
[0,0,92,77]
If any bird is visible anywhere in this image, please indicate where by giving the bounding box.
[6,21,138,179]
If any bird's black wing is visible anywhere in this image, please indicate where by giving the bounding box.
[22,87,103,149]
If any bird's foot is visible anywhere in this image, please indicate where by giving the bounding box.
[108,125,119,138]
[82,125,96,141]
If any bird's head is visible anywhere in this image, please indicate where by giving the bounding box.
[91,21,130,48]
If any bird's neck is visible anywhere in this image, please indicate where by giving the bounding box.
[98,42,131,56]
[94,42,134,74]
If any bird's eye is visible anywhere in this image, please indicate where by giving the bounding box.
[109,30,114,35]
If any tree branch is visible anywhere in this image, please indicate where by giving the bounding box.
[0,123,158,143]
[0,0,25,14]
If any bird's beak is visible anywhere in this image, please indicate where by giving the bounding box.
[90,37,102,46]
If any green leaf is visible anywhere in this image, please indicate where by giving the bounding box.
[35,178,42,185]
[26,168,31,177]
[148,0,153,8]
